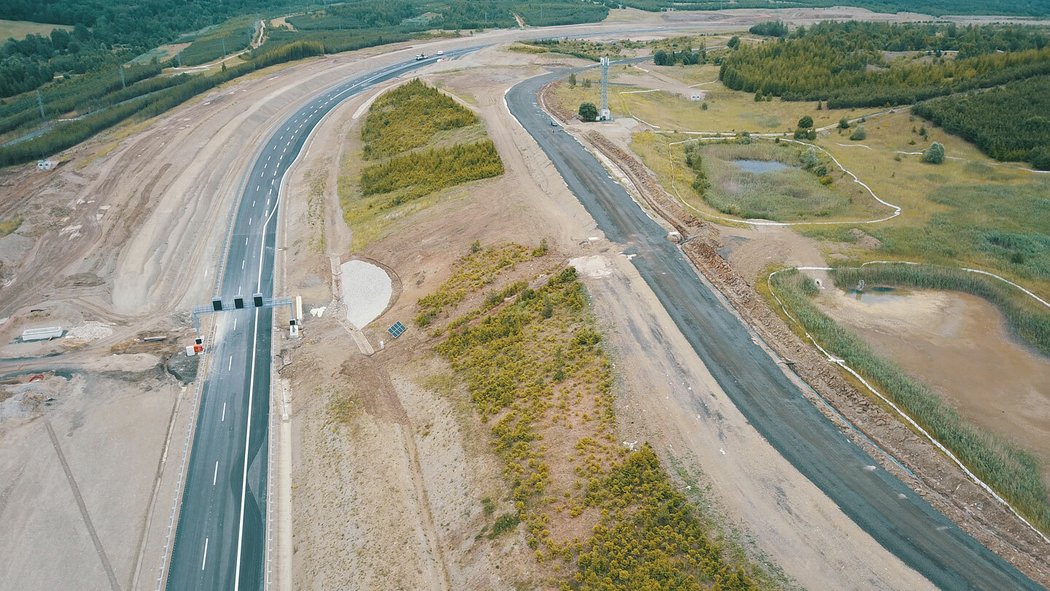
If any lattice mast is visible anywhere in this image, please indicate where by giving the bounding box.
[599,56,611,121]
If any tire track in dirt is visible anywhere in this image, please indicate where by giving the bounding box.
[347,359,452,591]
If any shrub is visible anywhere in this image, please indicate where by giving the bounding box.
[922,141,945,164]
[849,125,867,141]
[578,101,598,122]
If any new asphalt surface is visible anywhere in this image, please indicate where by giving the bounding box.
[165,50,475,591]
[506,71,1043,591]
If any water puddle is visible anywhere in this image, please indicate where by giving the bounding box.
[731,159,790,174]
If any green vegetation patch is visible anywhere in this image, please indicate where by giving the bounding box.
[416,242,534,327]
[179,17,256,66]
[868,180,1050,282]
[362,79,478,159]
[0,216,22,237]
[770,269,1050,535]
[428,243,765,588]
[719,22,1050,108]
[359,140,503,201]
[340,80,503,250]
[659,138,877,222]
[912,76,1050,169]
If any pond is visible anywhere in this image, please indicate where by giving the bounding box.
[731,159,790,174]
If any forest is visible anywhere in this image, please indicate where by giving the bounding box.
[719,22,1050,108]
[912,76,1050,168]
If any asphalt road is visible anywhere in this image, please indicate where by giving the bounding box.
[164,50,475,591]
[507,72,1042,591]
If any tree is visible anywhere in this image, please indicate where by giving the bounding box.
[1031,146,1050,170]
[849,125,867,141]
[797,115,814,129]
[568,72,576,87]
[653,49,669,66]
[579,102,598,122]
[838,117,850,129]
[727,36,740,49]
[922,141,945,164]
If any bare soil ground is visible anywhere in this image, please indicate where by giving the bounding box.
[818,287,1050,486]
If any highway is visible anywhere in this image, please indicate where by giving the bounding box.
[164,50,474,591]
[506,71,1042,591]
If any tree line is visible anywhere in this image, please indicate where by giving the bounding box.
[912,76,1050,169]
[719,22,1050,108]
[605,0,1050,17]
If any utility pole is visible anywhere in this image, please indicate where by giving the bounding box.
[222,37,227,59]
[119,65,126,89]
[36,90,46,120]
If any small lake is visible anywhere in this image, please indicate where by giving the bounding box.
[731,159,790,174]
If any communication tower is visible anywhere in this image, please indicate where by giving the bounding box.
[599,56,612,121]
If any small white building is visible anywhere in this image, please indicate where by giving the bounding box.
[37,159,54,171]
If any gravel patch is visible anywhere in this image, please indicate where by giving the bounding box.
[340,260,392,330]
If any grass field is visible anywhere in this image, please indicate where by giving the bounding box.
[805,110,1050,298]
[0,19,71,41]
[339,80,502,251]
[550,64,883,133]
[631,132,885,223]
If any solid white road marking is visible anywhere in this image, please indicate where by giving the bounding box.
[213,461,219,485]
[202,538,209,571]
[221,402,226,422]
[234,306,261,590]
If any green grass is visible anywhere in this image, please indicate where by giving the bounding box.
[359,140,503,201]
[178,16,257,66]
[866,180,1050,283]
[0,216,22,237]
[361,79,478,160]
[0,19,71,41]
[771,269,1050,535]
[685,141,857,221]
[339,80,503,250]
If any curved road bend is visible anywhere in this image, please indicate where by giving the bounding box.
[164,50,476,591]
[507,72,1042,591]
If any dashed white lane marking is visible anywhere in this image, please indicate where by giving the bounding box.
[242,260,246,270]
[201,538,209,571]
[245,237,248,246]
[233,318,237,331]
[248,217,252,226]
[213,461,219,486]
[221,402,226,422]
[252,200,256,208]
[228,356,233,371]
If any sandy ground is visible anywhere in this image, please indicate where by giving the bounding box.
[819,287,1050,486]
[2,8,1047,591]
[0,366,182,591]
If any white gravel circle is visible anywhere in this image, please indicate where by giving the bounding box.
[341,260,392,330]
